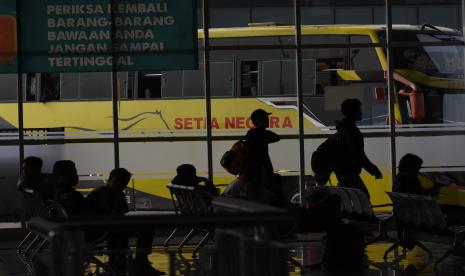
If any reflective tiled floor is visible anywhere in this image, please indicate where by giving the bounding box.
[3,231,465,275]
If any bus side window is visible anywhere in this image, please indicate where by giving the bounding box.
[0,74,17,102]
[79,72,112,99]
[138,71,162,99]
[183,67,204,97]
[162,71,183,98]
[61,73,79,100]
[240,61,258,97]
[26,73,39,101]
[161,62,234,98]
[211,62,234,97]
[261,59,316,96]
[349,35,382,71]
[40,73,60,102]
[126,72,136,99]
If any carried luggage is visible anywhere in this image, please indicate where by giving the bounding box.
[220,138,247,175]
[311,133,340,184]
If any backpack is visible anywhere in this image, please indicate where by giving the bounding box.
[311,133,340,184]
[220,138,247,175]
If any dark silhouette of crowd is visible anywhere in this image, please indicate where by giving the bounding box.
[18,159,164,276]
[18,99,465,275]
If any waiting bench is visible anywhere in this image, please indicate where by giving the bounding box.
[164,183,215,256]
[384,192,465,269]
[324,186,394,245]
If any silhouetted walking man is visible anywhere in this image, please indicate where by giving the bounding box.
[335,99,382,198]
[244,109,281,203]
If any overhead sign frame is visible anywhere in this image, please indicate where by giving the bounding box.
[0,0,199,73]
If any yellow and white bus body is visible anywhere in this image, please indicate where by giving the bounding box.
[0,24,464,210]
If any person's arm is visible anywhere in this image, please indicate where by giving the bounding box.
[17,176,26,191]
[265,130,280,143]
[198,177,219,195]
[361,153,382,179]
[117,193,130,214]
[348,129,382,179]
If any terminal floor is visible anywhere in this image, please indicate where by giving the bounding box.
[2,230,465,275]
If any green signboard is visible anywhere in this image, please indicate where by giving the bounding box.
[0,0,198,73]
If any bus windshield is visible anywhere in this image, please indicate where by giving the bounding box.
[380,31,464,78]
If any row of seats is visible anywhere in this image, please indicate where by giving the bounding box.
[323,186,465,269]
[165,183,465,270]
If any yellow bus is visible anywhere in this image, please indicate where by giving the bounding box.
[0,24,464,209]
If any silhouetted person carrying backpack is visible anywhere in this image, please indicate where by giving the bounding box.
[334,99,382,198]
[244,109,282,204]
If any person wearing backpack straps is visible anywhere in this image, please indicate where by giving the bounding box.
[243,109,281,203]
[334,99,382,198]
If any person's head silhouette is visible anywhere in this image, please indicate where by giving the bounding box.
[22,156,43,178]
[341,98,362,122]
[251,109,271,128]
[107,168,132,192]
[398,153,423,174]
[172,164,203,186]
[53,160,79,188]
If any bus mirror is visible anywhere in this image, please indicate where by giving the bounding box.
[409,91,425,120]
[399,89,425,120]
[374,87,385,101]
[391,72,425,120]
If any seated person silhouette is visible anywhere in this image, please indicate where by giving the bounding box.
[393,153,440,196]
[18,156,56,225]
[87,168,163,276]
[53,160,87,217]
[172,164,218,196]
[18,156,56,202]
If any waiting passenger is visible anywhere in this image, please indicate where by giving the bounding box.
[334,99,382,198]
[394,153,440,196]
[223,173,284,207]
[17,156,55,202]
[53,160,87,216]
[223,174,248,198]
[172,164,218,195]
[86,168,162,276]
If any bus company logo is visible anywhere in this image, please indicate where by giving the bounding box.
[174,116,293,130]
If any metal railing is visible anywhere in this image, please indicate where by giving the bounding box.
[28,212,294,276]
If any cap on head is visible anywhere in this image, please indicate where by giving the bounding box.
[251,109,271,125]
